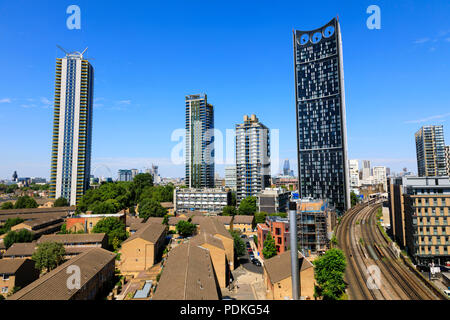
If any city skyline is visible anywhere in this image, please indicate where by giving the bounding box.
[1,1,450,180]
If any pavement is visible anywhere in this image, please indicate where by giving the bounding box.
[221,266,266,300]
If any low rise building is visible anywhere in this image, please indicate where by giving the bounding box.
[2,242,36,259]
[119,223,167,275]
[152,242,221,300]
[0,259,40,296]
[263,250,315,300]
[66,212,126,233]
[232,215,255,235]
[190,232,229,288]
[297,199,335,255]
[8,248,116,300]
[160,202,174,216]
[174,188,231,214]
[257,216,290,257]
[257,188,290,214]
[11,216,64,237]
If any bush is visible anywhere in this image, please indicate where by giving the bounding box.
[4,229,34,249]
[176,220,196,237]
[14,196,38,209]
[0,202,14,210]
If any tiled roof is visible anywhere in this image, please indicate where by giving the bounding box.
[190,232,225,250]
[199,217,232,239]
[3,242,37,257]
[152,243,219,300]
[37,233,107,245]
[0,258,30,274]
[0,206,76,216]
[122,223,166,245]
[233,215,254,224]
[264,250,313,284]
[8,248,116,300]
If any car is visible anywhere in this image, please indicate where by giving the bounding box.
[240,234,247,239]
[254,260,262,267]
[249,254,255,259]
[444,290,450,298]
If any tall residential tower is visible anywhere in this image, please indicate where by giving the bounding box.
[293,18,350,214]
[235,114,270,204]
[185,94,215,188]
[415,125,447,177]
[49,49,94,206]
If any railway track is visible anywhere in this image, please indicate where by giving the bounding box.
[337,202,444,300]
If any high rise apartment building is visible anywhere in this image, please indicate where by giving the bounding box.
[415,125,447,177]
[185,94,215,188]
[224,166,237,190]
[373,166,387,191]
[235,115,270,203]
[49,50,94,206]
[349,160,360,188]
[445,145,450,176]
[293,17,350,213]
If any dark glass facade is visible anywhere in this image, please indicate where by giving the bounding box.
[294,18,350,214]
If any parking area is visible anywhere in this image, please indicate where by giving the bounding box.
[238,236,263,274]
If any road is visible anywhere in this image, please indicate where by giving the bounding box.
[238,237,263,274]
[336,201,444,300]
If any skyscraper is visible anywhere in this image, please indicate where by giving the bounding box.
[373,166,387,191]
[362,160,371,181]
[235,115,270,204]
[185,94,214,188]
[49,49,94,206]
[225,165,237,190]
[415,125,447,177]
[293,17,350,213]
[118,169,133,182]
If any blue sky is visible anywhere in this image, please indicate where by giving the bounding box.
[1,0,450,180]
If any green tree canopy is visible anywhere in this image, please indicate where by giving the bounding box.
[54,197,69,207]
[138,199,167,220]
[176,220,197,238]
[14,196,38,209]
[0,202,14,210]
[222,205,237,216]
[92,217,127,250]
[32,242,66,273]
[238,196,257,215]
[4,229,34,249]
[255,212,268,224]
[262,232,277,259]
[133,173,154,201]
[313,248,347,300]
[351,191,360,207]
[229,230,246,257]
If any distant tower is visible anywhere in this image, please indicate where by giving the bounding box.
[283,159,290,176]
[49,48,94,206]
[415,125,447,177]
[235,114,270,204]
[12,171,18,182]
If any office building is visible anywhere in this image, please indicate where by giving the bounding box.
[118,169,133,182]
[293,18,350,214]
[349,160,360,188]
[373,166,387,191]
[283,159,291,176]
[49,49,94,206]
[185,94,214,188]
[257,188,290,214]
[224,166,237,190]
[415,125,447,177]
[388,176,450,265]
[362,160,371,181]
[235,114,270,204]
[173,187,231,214]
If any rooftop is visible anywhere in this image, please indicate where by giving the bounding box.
[122,222,166,245]
[0,258,32,274]
[37,233,107,245]
[3,242,37,257]
[264,250,313,284]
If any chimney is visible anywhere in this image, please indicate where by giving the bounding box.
[289,201,300,300]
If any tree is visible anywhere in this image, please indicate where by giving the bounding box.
[92,217,127,250]
[262,232,277,259]
[255,212,268,224]
[162,215,169,226]
[32,242,66,273]
[176,220,196,237]
[351,191,360,207]
[133,173,154,201]
[230,192,237,207]
[313,248,347,300]
[0,294,4,300]
[138,199,167,220]
[222,205,236,216]
[5,184,18,194]
[14,196,38,209]
[54,197,69,207]
[230,230,246,257]
[238,196,257,215]
[0,218,24,235]
[1,202,14,210]
[4,229,34,249]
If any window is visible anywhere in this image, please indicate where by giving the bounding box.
[2,275,9,281]
[1,287,8,293]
